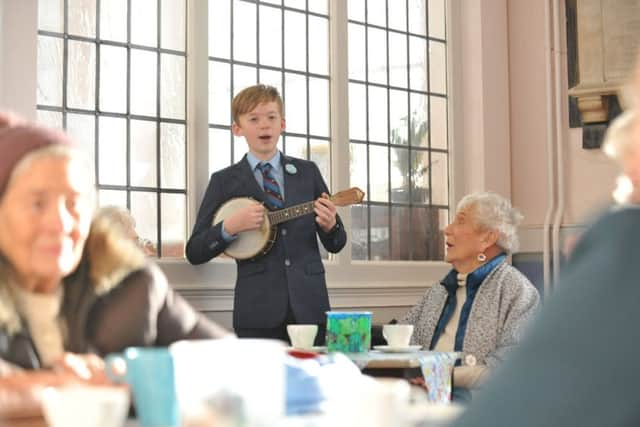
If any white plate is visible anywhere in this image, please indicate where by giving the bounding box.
[373,345,422,353]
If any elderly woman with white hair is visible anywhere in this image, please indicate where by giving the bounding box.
[400,192,539,396]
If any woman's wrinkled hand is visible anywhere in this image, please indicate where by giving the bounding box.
[51,353,111,385]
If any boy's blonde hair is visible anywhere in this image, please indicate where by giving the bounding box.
[231,84,284,124]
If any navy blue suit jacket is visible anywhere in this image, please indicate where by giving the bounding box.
[186,154,347,330]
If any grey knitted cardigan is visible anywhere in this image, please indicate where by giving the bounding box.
[400,260,540,368]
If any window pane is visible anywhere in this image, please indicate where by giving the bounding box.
[391,206,410,260]
[409,92,428,147]
[389,32,408,88]
[131,0,157,47]
[68,0,96,38]
[390,147,409,203]
[430,96,447,149]
[367,0,386,27]
[308,15,329,75]
[130,119,157,187]
[368,86,388,143]
[259,69,283,92]
[67,40,96,110]
[348,23,366,81]
[310,139,330,187]
[348,0,365,22]
[233,1,256,63]
[409,36,427,91]
[285,73,307,134]
[348,83,366,141]
[37,36,63,106]
[369,145,389,202]
[408,0,427,36]
[233,134,247,163]
[98,116,126,185]
[410,149,429,204]
[431,151,448,206]
[100,0,127,42]
[130,49,157,116]
[209,128,232,174]
[99,45,127,113]
[308,0,328,15]
[161,0,186,51]
[233,64,257,93]
[370,205,390,260]
[367,27,387,84]
[284,10,306,71]
[350,143,367,200]
[351,204,368,260]
[284,0,305,10]
[412,206,445,260]
[390,89,408,145]
[160,53,186,120]
[131,191,158,253]
[37,110,63,129]
[161,193,186,258]
[210,61,231,125]
[309,78,329,137]
[429,0,446,39]
[161,123,186,188]
[209,0,231,58]
[259,5,282,68]
[388,0,407,31]
[98,189,127,207]
[39,0,63,32]
[285,136,307,160]
[66,113,95,180]
[429,40,447,94]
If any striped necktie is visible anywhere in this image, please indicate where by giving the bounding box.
[257,162,284,209]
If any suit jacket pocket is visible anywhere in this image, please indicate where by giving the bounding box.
[305,260,325,275]
[238,262,266,277]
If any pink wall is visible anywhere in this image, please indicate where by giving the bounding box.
[506,1,619,227]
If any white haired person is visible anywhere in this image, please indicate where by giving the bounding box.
[602,109,640,204]
[400,192,540,400]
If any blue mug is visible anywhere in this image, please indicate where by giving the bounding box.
[106,347,180,427]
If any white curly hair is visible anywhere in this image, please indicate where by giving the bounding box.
[457,191,523,254]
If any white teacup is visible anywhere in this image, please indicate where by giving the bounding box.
[287,324,318,350]
[41,385,129,427]
[382,324,414,348]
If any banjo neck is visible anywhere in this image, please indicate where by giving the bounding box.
[266,188,365,225]
[267,200,317,225]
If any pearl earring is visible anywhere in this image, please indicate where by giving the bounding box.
[477,253,487,262]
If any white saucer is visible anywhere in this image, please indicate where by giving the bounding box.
[373,345,422,353]
[288,346,327,352]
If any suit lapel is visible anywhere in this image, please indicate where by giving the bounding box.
[231,155,268,204]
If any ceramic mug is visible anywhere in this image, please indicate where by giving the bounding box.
[105,347,179,427]
[287,324,318,350]
[382,324,414,348]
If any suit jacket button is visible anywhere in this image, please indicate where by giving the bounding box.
[285,259,291,267]
[281,228,287,236]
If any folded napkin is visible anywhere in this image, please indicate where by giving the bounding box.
[418,352,460,404]
[285,352,362,415]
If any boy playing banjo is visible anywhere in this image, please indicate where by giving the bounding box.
[186,85,347,343]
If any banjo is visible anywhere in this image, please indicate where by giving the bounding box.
[212,187,365,260]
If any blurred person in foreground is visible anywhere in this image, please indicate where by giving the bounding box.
[399,192,539,399]
[95,205,157,256]
[448,59,640,427]
[0,114,230,415]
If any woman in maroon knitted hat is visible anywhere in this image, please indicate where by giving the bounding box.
[0,113,230,417]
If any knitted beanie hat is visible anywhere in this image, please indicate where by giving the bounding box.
[0,116,74,197]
